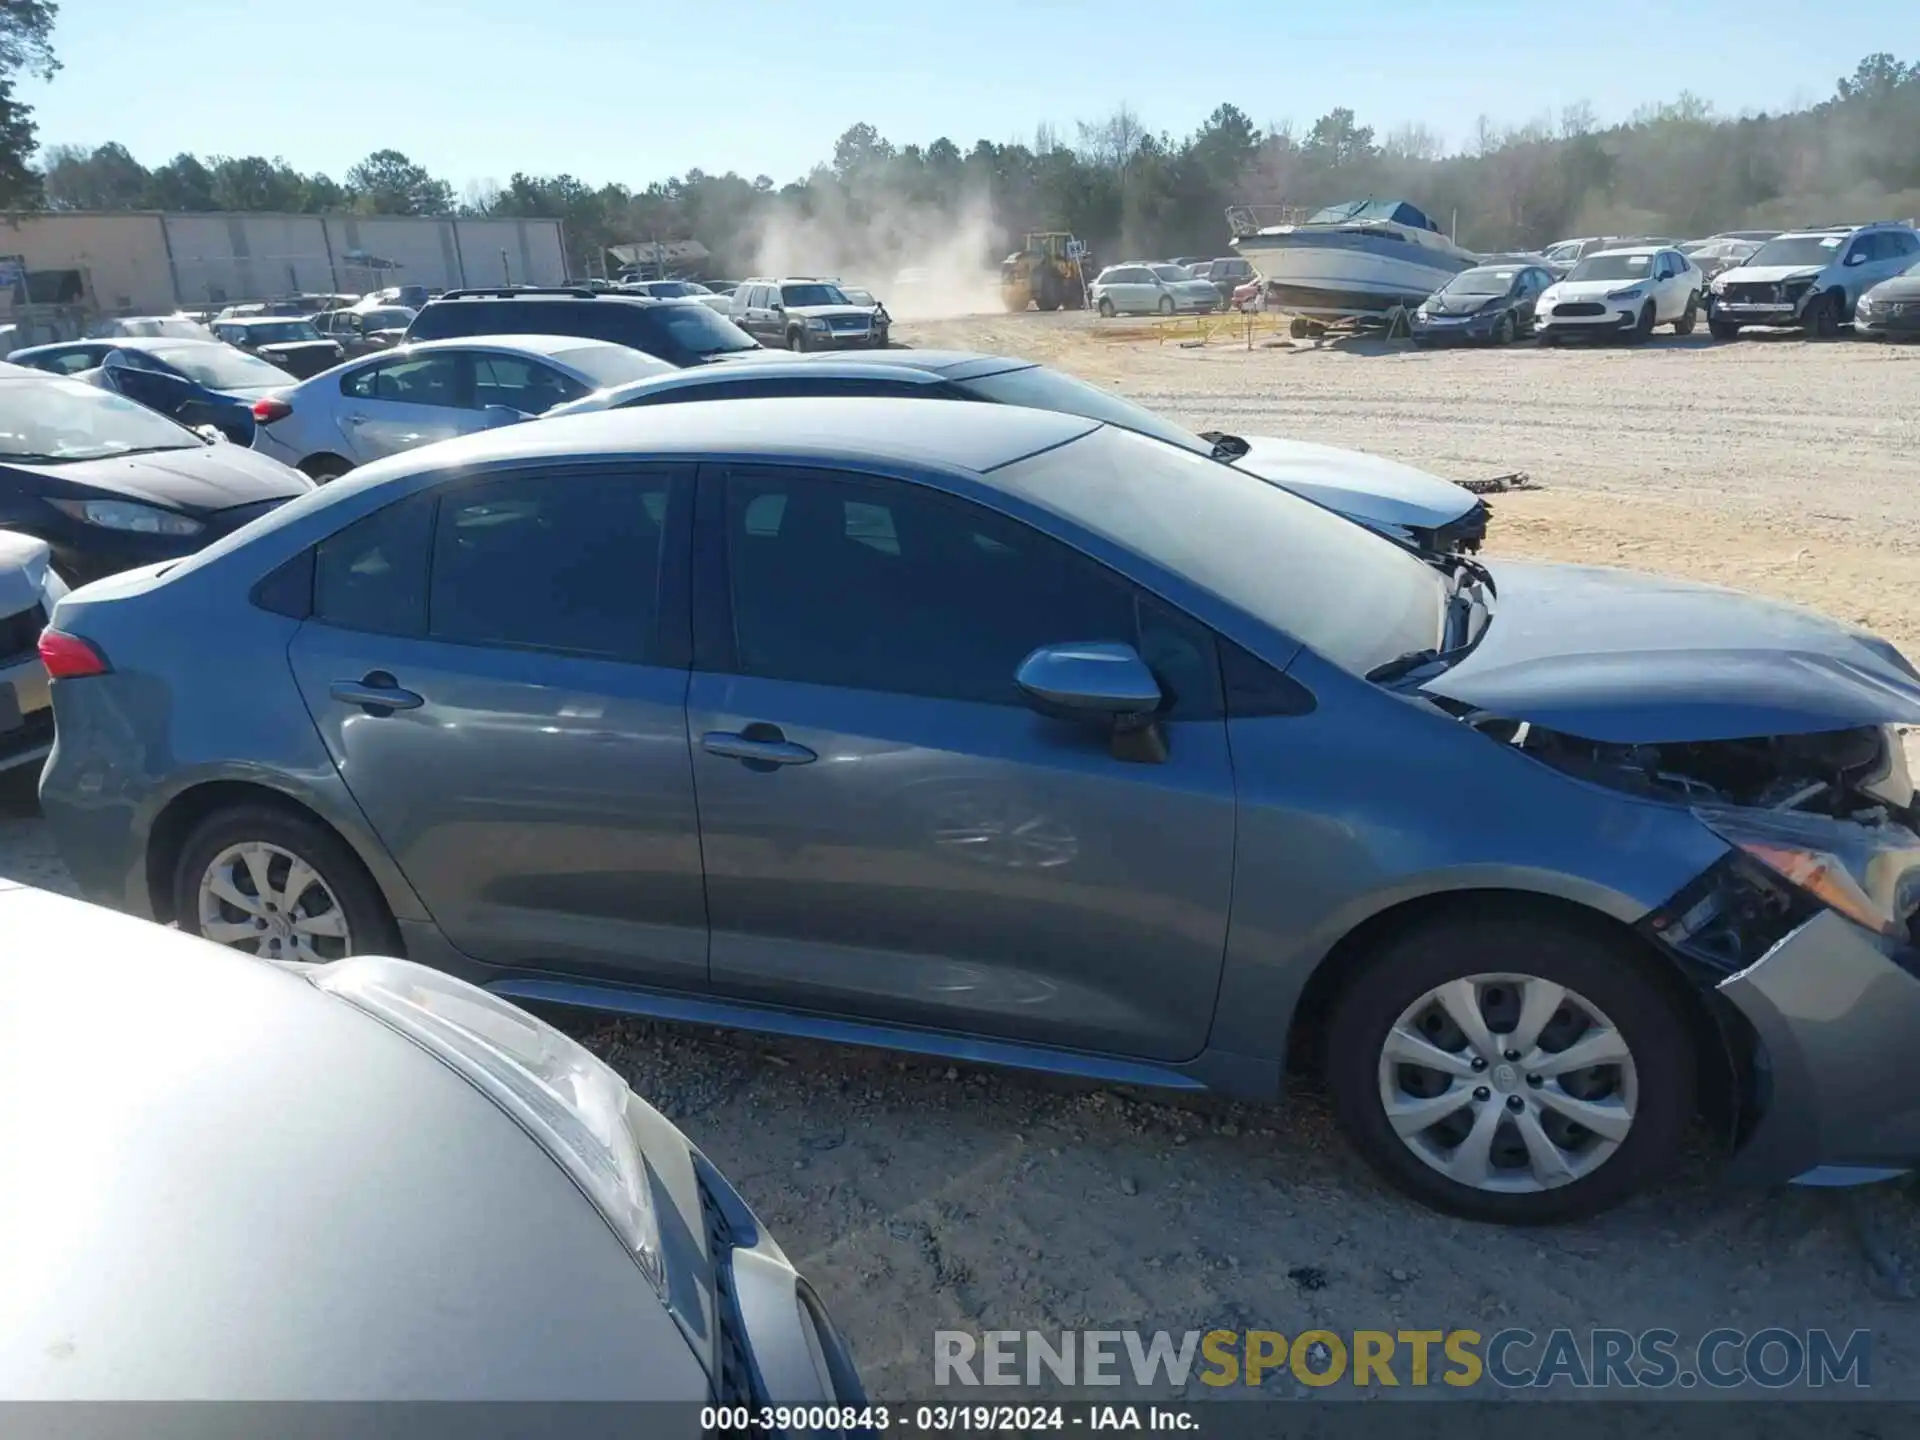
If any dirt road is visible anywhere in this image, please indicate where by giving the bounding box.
[5,316,1918,1404]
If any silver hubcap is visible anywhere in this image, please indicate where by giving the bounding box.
[196,842,353,963]
[1377,973,1637,1194]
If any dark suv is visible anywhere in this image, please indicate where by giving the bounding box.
[403,287,765,366]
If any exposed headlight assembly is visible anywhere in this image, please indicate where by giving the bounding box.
[46,498,203,536]
[310,956,667,1294]
[1607,286,1645,301]
[1695,805,1920,940]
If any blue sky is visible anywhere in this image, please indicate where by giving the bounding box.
[26,0,1888,192]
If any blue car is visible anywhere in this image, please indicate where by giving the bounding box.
[7,337,295,446]
[37,398,1920,1225]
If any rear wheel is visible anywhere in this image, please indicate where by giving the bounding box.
[173,804,399,964]
[1324,912,1695,1224]
[299,455,351,484]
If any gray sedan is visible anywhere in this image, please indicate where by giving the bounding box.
[0,878,863,1404]
[38,398,1920,1224]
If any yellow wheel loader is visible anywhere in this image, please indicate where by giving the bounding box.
[999,232,1090,312]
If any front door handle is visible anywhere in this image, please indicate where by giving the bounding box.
[330,671,423,715]
[702,727,816,767]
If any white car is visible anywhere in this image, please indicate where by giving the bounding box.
[0,530,64,777]
[1090,263,1222,317]
[0,880,866,1403]
[249,334,674,481]
[1533,246,1703,343]
[1708,222,1920,339]
[544,352,1491,557]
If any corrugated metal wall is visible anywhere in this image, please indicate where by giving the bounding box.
[0,212,570,312]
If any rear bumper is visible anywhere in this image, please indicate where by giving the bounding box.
[0,650,52,775]
[1717,910,1920,1185]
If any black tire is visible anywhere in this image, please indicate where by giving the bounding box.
[173,803,401,962]
[1097,296,1115,318]
[1157,296,1175,316]
[1671,295,1699,335]
[1806,293,1841,339]
[1708,318,1741,341]
[1289,316,1310,339]
[299,455,352,484]
[788,327,809,352]
[1492,312,1515,346]
[1324,911,1695,1224]
[1629,301,1656,343]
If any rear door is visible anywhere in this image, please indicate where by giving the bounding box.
[685,462,1237,1061]
[334,350,478,460]
[285,463,706,987]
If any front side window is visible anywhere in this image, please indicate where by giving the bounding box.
[469,354,586,414]
[720,468,1219,713]
[429,470,674,661]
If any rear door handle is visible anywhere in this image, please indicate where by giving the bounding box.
[702,728,816,766]
[330,672,423,714]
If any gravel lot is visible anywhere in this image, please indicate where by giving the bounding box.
[6,317,1919,1404]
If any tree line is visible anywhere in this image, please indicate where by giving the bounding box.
[9,28,1920,279]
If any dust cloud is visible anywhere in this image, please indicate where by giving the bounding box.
[746,189,1004,319]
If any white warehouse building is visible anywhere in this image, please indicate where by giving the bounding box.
[0,210,569,314]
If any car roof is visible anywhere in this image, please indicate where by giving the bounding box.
[217,314,316,326]
[391,332,643,361]
[350,395,1096,483]
[0,884,699,1399]
[1583,246,1664,258]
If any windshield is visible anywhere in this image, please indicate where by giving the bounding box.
[958,364,1209,457]
[245,320,322,344]
[553,343,675,388]
[1566,252,1654,283]
[1442,269,1516,296]
[644,281,707,297]
[358,307,414,331]
[145,343,294,390]
[1745,234,1847,268]
[998,426,1445,677]
[1150,265,1191,282]
[780,283,849,308]
[0,377,200,461]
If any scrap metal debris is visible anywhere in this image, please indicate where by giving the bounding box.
[1459,471,1539,495]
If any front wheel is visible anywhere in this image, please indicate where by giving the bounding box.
[1629,301,1656,343]
[1097,296,1115,318]
[1806,293,1841,338]
[788,328,809,352]
[1708,318,1741,340]
[1157,296,1174,315]
[173,804,400,964]
[1672,294,1699,335]
[1324,912,1694,1224]
[1492,312,1515,346]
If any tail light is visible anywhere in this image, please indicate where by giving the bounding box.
[38,628,110,679]
[251,397,292,424]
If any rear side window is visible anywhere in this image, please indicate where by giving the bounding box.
[408,300,602,343]
[428,469,675,661]
[313,494,433,636]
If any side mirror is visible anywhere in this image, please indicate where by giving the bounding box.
[1016,641,1167,763]
[1845,252,1866,267]
[482,404,532,427]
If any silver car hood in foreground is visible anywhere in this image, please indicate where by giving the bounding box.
[1420,561,1920,743]
[1232,435,1478,536]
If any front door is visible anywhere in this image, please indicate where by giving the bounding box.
[686,463,1238,1062]
[285,462,706,987]
[334,350,481,461]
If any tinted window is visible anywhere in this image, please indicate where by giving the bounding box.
[721,468,1220,713]
[407,297,756,364]
[341,353,464,407]
[470,353,586,414]
[313,494,433,636]
[429,469,673,661]
[623,376,933,407]
[1889,232,1920,257]
[46,350,98,375]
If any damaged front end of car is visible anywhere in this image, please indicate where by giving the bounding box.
[1410,561,1920,1186]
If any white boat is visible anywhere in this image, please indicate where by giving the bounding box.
[1228,200,1479,319]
